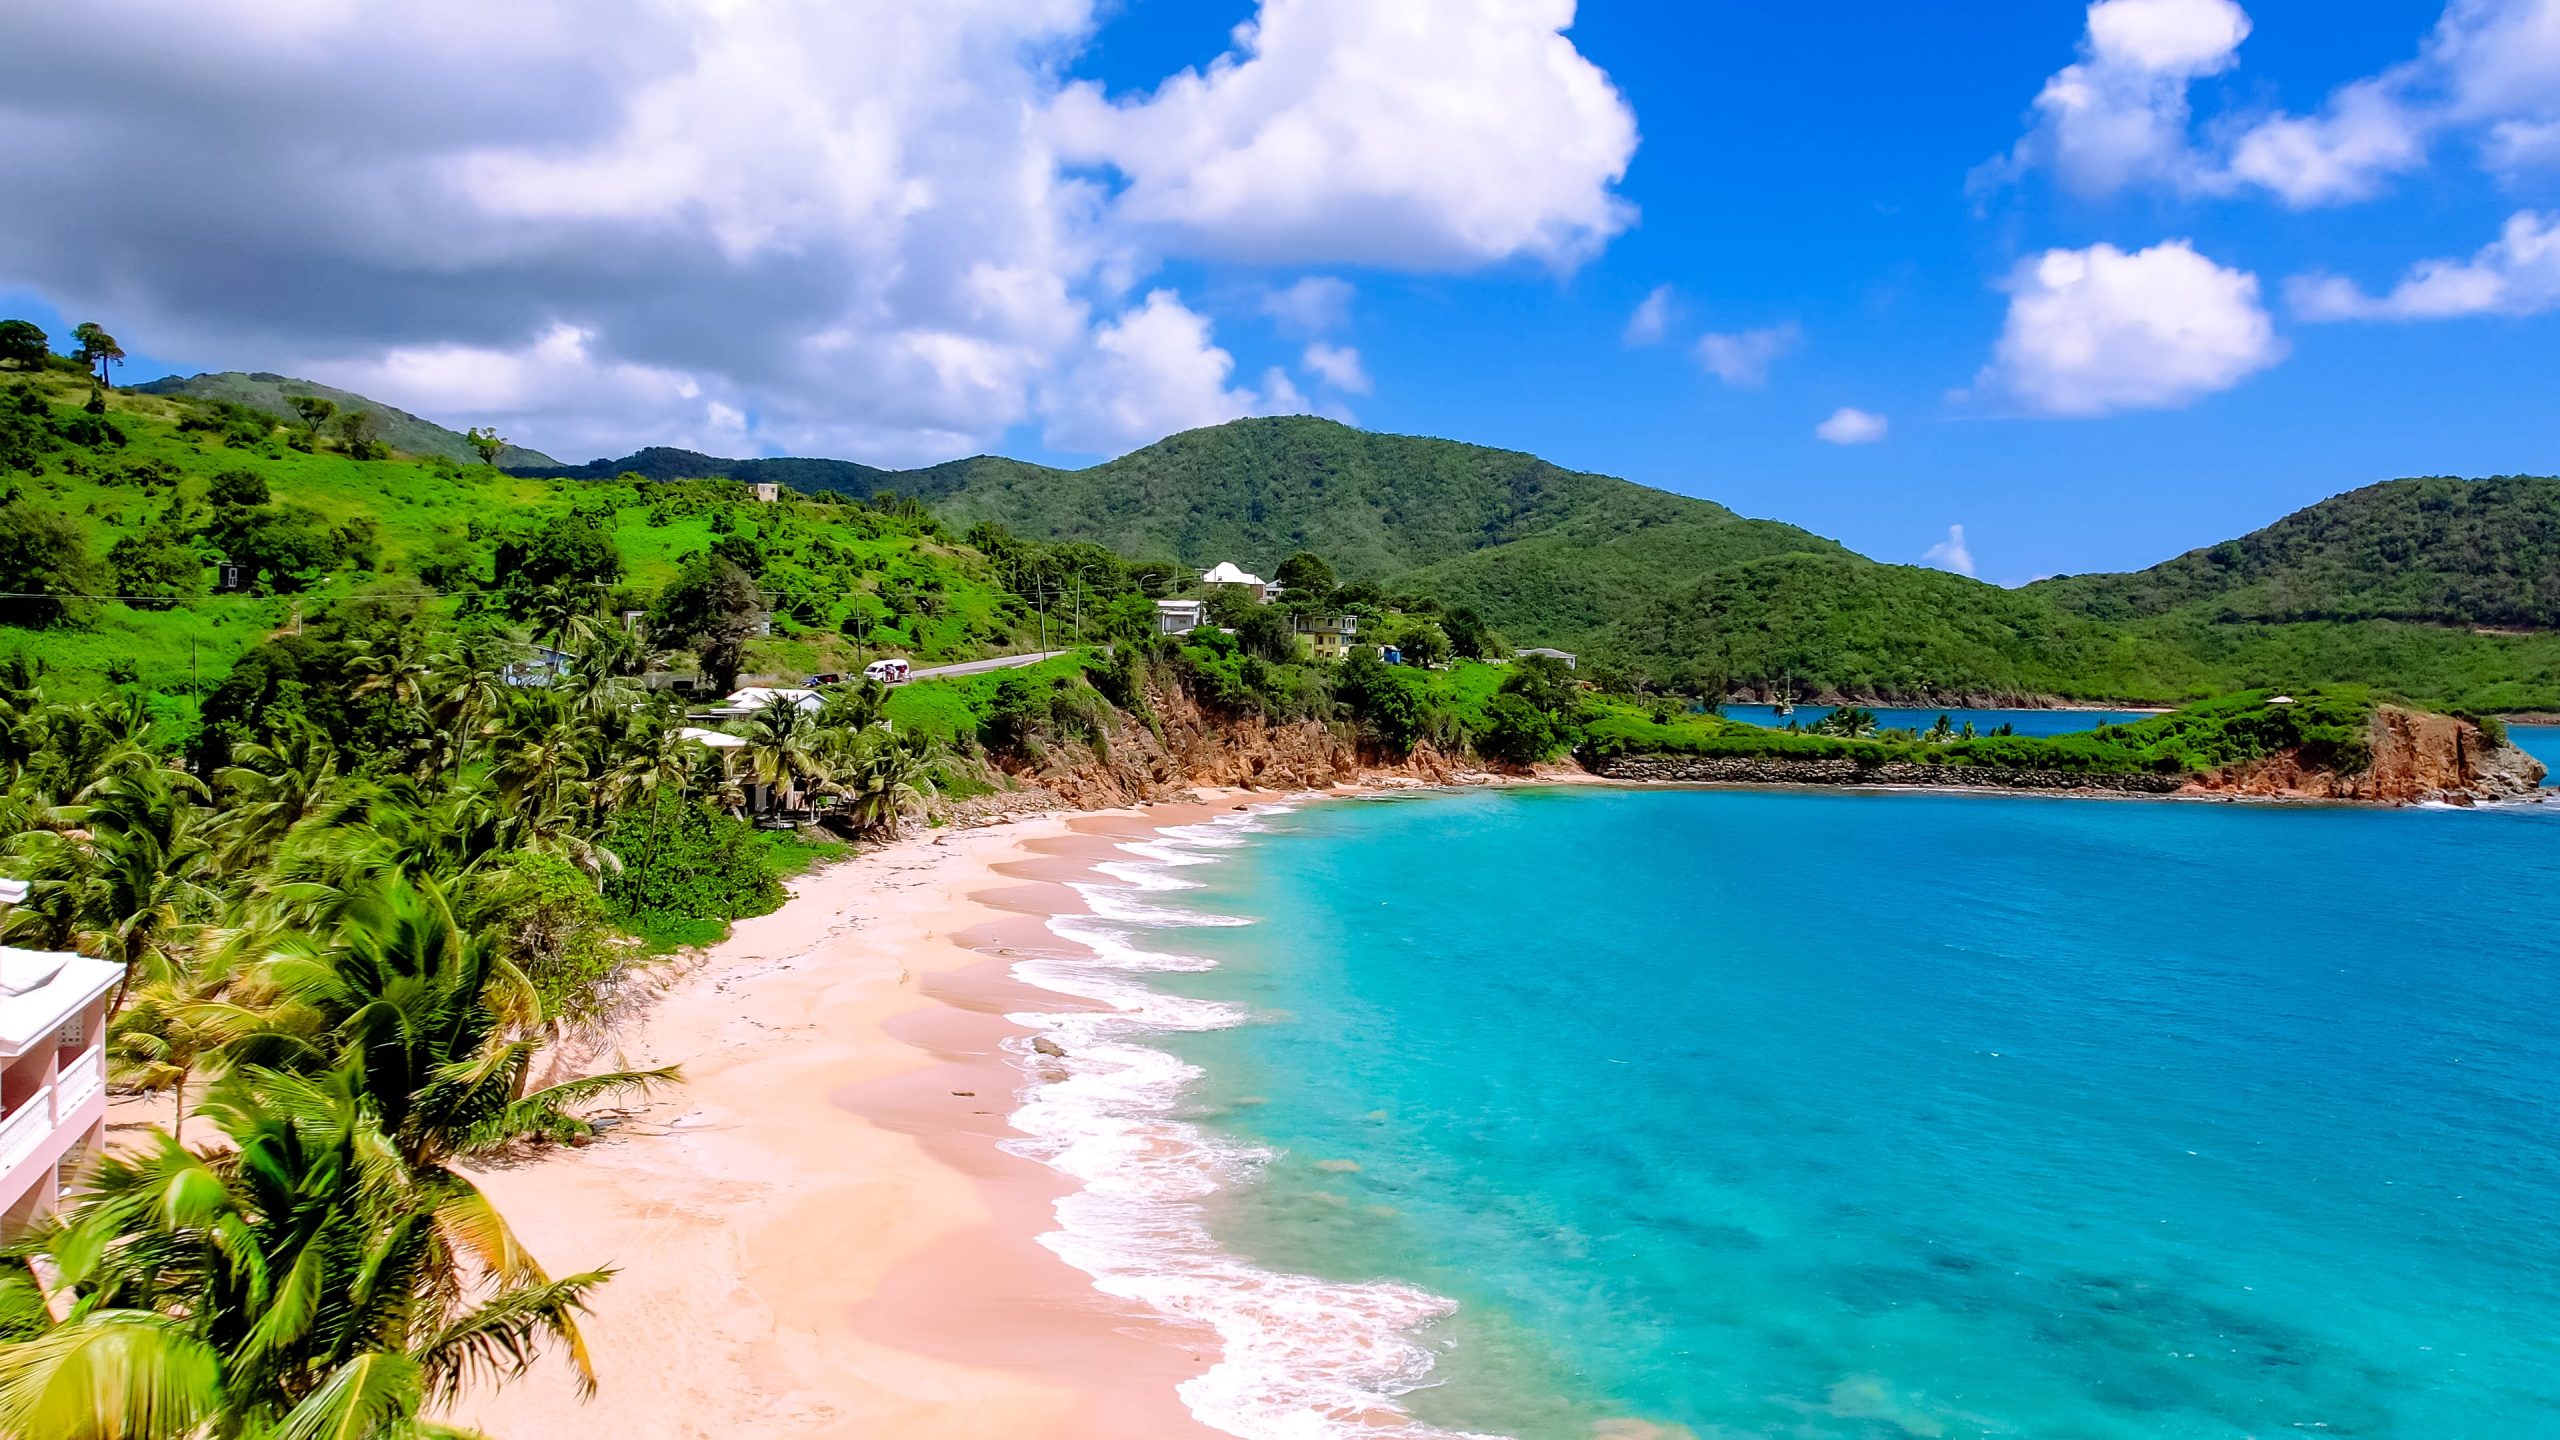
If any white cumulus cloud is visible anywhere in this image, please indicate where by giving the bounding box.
[1260,276,1355,334]
[1977,240,2285,416]
[1039,290,1288,456]
[1815,407,1889,445]
[0,0,1636,463]
[1991,0,2251,197]
[2289,210,2560,320]
[1051,0,1638,269]
[1624,284,1677,346]
[1993,1,2560,206]
[1924,525,1978,578]
[1695,323,1802,386]
[1301,341,1371,393]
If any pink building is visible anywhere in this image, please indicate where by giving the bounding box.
[0,946,119,1234]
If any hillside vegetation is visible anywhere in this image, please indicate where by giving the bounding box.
[0,369,1050,710]
[536,415,2560,711]
[2030,475,2560,629]
[134,370,558,467]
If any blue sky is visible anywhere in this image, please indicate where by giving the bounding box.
[3,1,2554,584]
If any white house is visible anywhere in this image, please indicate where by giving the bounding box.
[1154,598,1207,635]
[1199,561,1273,603]
[749,482,780,504]
[0,945,119,1234]
[1515,647,1578,669]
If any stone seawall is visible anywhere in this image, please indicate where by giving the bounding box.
[1589,753,2187,794]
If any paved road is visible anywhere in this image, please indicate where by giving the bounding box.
[906,649,1073,680]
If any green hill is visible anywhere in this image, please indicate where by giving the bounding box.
[539,417,1847,648]
[0,369,1048,708]
[133,371,558,468]
[512,446,886,491]
[2028,475,2560,628]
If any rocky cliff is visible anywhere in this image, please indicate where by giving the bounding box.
[2186,706,2546,805]
[958,679,1470,815]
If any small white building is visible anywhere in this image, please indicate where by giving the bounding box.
[1199,561,1274,604]
[0,945,119,1234]
[697,686,825,718]
[1515,647,1578,670]
[749,482,780,504]
[1154,598,1207,635]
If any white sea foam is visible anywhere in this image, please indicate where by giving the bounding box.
[999,803,1503,1440]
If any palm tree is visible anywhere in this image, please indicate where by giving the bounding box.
[227,878,672,1172]
[212,720,343,872]
[822,728,937,837]
[739,694,825,813]
[0,1066,608,1437]
[7,767,222,1014]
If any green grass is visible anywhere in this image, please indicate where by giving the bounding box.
[0,373,1050,697]
[882,651,1101,743]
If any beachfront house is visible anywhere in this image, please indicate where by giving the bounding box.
[1200,561,1274,604]
[0,929,119,1235]
[1154,598,1207,636]
[1294,613,1359,660]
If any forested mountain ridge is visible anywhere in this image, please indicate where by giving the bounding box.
[134,371,558,468]
[513,445,887,491]
[2028,475,2560,629]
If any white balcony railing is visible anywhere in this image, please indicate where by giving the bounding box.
[0,1085,56,1176]
[55,1045,103,1114]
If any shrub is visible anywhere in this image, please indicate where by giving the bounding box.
[600,800,785,936]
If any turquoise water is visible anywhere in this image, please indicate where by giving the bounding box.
[1052,787,2560,1439]
[1717,705,2157,736]
[2513,723,2558,785]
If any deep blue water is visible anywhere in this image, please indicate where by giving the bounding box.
[1119,787,2560,1439]
[1717,704,2157,737]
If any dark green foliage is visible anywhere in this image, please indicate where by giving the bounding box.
[651,553,763,689]
[510,444,885,489]
[494,512,624,599]
[0,501,104,627]
[1580,688,2378,778]
[106,523,205,609]
[205,466,269,506]
[1335,648,1445,751]
[1274,550,1335,598]
[1442,605,1497,660]
[600,800,786,931]
[2035,476,2560,629]
[203,500,342,592]
[0,319,46,369]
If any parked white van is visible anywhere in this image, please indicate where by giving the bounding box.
[863,658,912,683]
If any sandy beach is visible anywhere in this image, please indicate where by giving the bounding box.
[444,792,1275,1440]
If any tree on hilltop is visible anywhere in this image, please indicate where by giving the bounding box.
[467,425,507,465]
[1274,550,1335,599]
[290,394,337,430]
[0,319,47,369]
[70,321,123,386]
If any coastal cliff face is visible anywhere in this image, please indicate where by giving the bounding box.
[968,680,1466,812]
[2186,706,2546,805]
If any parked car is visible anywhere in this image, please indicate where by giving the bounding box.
[803,672,846,687]
[862,658,912,683]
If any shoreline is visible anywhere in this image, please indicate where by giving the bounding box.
[447,798,1253,1440]
[438,760,2550,1436]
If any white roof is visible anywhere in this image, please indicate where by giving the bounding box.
[723,687,824,712]
[1156,597,1205,611]
[0,947,121,1058]
[675,726,749,749]
[1200,561,1265,587]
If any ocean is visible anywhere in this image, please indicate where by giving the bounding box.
[1716,704,2159,737]
[1003,779,2560,1439]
